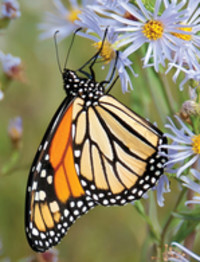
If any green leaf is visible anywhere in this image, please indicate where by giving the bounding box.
[134,200,146,218]
[149,192,161,233]
[172,220,199,242]
[134,200,160,242]
[172,209,200,221]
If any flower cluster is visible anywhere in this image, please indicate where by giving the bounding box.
[0,0,23,100]
[39,0,200,91]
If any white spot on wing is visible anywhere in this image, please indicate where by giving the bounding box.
[41,170,46,178]
[64,209,69,217]
[71,124,75,139]
[50,201,59,213]
[50,231,55,236]
[77,200,83,208]
[36,162,42,173]
[40,233,46,239]
[45,154,49,161]
[39,190,46,201]
[32,182,37,190]
[74,150,81,157]
[47,176,53,184]
[43,141,48,150]
[35,192,39,201]
[70,201,75,208]
[32,228,39,236]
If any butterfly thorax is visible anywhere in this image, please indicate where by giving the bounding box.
[63,69,105,106]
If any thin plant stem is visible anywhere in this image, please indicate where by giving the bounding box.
[160,188,187,252]
[158,72,178,116]
[183,161,198,259]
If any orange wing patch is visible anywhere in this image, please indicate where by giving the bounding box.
[64,143,84,197]
[50,104,73,168]
[49,102,84,204]
[54,165,70,203]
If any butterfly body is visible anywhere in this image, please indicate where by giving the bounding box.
[25,68,167,252]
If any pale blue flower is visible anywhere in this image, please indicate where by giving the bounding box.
[161,116,200,177]
[155,174,170,207]
[8,116,23,142]
[0,52,21,74]
[169,242,200,262]
[181,169,200,206]
[172,67,200,91]
[1,0,20,19]
[38,0,92,41]
[110,0,191,72]
[0,52,23,81]
[89,0,129,20]
[0,90,4,101]
[77,9,137,92]
[166,0,200,85]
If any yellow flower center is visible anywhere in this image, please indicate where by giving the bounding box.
[67,9,81,23]
[142,20,164,40]
[93,40,115,63]
[192,134,200,154]
[172,26,192,41]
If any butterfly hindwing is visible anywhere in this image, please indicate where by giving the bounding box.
[25,98,96,252]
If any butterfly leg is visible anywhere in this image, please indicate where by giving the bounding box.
[77,28,109,80]
[100,50,119,94]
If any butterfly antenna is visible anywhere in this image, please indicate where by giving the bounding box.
[64,27,82,69]
[54,31,62,74]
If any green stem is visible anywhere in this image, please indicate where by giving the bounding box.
[144,68,166,124]
[157,72,177,116]
[183,160,198,259]
[160,188,186,252]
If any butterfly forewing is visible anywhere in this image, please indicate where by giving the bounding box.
[72,95,167,205]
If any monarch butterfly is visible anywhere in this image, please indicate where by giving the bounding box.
[25,30,167,252]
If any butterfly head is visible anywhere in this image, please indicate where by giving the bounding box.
[63,68,105,106]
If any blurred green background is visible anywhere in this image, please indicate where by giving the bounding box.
[0,1,197,261]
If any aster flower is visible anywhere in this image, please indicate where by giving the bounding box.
[95,0,123,8]
[0,52,24,82]
[172,67,200,91]
[89,0,129,19]
[155,174,170,207]
[77,9,137,92]
[181,169,200,206]
[8,116,23,148]
[161,115,200,177]
[38,0,92,41]
[1,0,21,19]
[166,0,200,83]
[110,0,193,72]
[0,89,4,100]
[169,242,200,262]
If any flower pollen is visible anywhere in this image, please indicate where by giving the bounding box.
[93,40,115,63]
[172,26,192,41]
[142,20,164,40]
[192,134,200,154]
[67,9,81,23]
